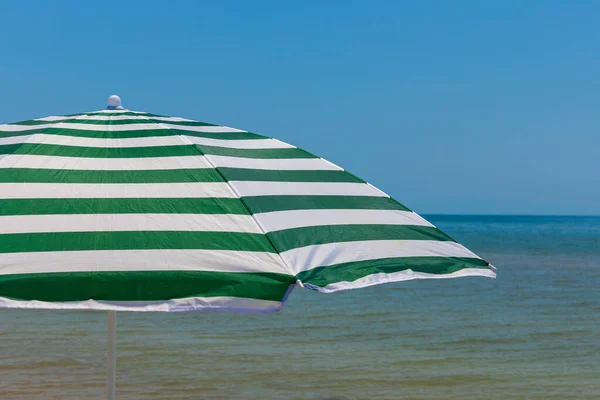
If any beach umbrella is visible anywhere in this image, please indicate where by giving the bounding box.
[0,95,495,399]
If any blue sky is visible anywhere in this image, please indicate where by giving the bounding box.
[1,1,598,215]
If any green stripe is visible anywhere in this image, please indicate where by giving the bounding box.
[268,225,452,252]
[0,198,249,216]
[8,143,314,159]
[11,143,201,158]
[242,195,411,213]
[24,119,216,126]
[0,271,294,303]
[0,231,275,254]
[7,120,56,126]
[0,131,33,139]
[73,112,161,117]
[0,128,171,139]
[196,145,315,159]
[172,129,268,140]
[297,256,491,288]
[0,128,267,140]
[0,168,224,183]
[218,168,363,183]
[151,120,215,126]
[0,144,20,155]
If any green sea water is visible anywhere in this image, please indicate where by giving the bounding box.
[1,215,599,399]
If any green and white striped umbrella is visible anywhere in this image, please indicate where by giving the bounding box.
[1,95,495,398]
[0,95,495,313]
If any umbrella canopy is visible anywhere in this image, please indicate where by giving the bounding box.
[0,96,495,313]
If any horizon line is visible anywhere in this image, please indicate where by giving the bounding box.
[420,213,600,217]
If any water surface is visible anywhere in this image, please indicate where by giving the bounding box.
[1,215,599,399]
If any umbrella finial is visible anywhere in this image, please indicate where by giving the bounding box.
[107,95,124,110]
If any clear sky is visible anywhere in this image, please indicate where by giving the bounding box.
[1,1,598,215]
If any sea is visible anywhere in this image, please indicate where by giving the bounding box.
[1,215,599,399]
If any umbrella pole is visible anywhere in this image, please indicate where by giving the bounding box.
[107,311,117,400]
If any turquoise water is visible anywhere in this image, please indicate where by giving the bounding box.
[1,215,599,399]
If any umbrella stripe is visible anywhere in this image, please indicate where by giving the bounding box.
[0,155,213,170]
[0,214,261,235]
[0,144,20,154]
[185,137,292,149]
[218,168,362,183]
[0,134,189,147]
[3,134,291,149]
[0,198,249,216]
[0,250,286,275]
[0,168,360,184]
[61,119,211,126]
[0,270,293,302]
[34,115,195,122]
[2,143,201,157]
[207,156,340,170]
[73,110,154,116]
[0,295,286,313]
[0,196,408,216]
[34,116,81,122]
[0,168,224,183]
[0,182,236,199]
[170,129,269,140]
[241,195,411,213]
[255,209,431,232]
[230,181,382,197]
[0,231,275,254]
[0,122,245,133]
[0,182,383,199]
[0,197,404,216]
[280,240,481,274]
[14,117,205,126]
[3,143,314,159]
[0,128,171,139]
[0,135,33,145]
[268,225,453,252]
[296,256,493,289]
[77,120,215,127]
[0,296,286,313]
[197,145,316,159]
[0,128,267,140]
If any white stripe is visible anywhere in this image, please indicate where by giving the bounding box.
[207,155,341,170]
[151,116,196,122]
[0,214,261,235]
[1,133,188,148]
[0,135,32,145]
[0,154,212,170]
[160,124,245,133]
[281,240,482,274]
[0,124,34,132]
[0,249,288,275]
[0,122,244,133]
[34,116,69,122]
[184,136,294,149]
[85,109,148,114]
[254,210,433,232]
[230,181,383,197]
[36,115,195,122]
[54,123,163,131]
[0,182,235,199]
[1,133,293,150]
[0,296,286,313]
[313,268,496,293]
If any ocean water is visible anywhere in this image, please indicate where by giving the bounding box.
[1,215,599,399]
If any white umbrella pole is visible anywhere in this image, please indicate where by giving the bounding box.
[106,311,117,400]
